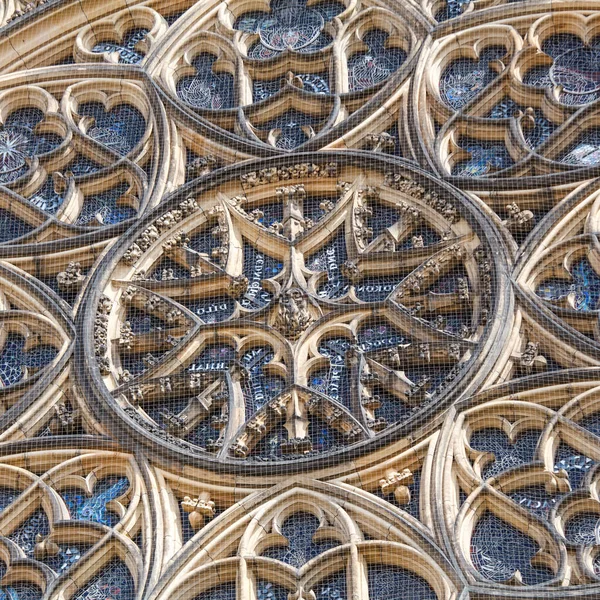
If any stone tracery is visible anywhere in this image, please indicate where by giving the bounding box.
[0,0,597,599]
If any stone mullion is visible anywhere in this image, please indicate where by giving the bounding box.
[282,388,311,454]
[218,366,248,458]
[350,543,370,600]
[347,349,372,433]
[237,55,254,108]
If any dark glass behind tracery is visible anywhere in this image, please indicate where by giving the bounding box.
[262,512,339,566]
[470,512,555,584]
[78,102,146,156]
[176,53,235,110]
[348,29,406,92]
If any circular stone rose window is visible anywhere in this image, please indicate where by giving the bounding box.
[79,152,508,470]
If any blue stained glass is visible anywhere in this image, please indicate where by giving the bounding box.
[72,559,135,600]
[309,416,347,453]
[523,65,552,90]
[234,10,268,32]
[348,29,406,92]
[536,258,600,310]
[436,0,470,21]
[429,268,468,294]
[425,312,470,336]
[0,584,42,600]
[184,418,222,449]
[554,443,594,490]
[188,344,235,373]
[397,226,441,249]
[307,232,349,299]
[560,128,600,165]
[357,322,404,352]
[440,49,503,110]
[524,113,556,149]
[256,581,288,600]
[469,428,539,479]
[311,1,345,20]
[184,297,235,323]
[92,28,148,64]
[523,35,600,106]
[193,582,236,600]
[0,210,33,243]
[27,179,63,213]
[406,364,450,392]
[248,201,283,228]
[486,97,521,119]
[78,102,146,155]
[470,512,554,584]
[452,138,513,176]
[303,196,336,225]
[177,54,235,110]
[542,34,582,59]
[485,98,556,147]
[9,510,49,557]
[148,257,190,281]
[354,276,402,302]
[248,41,282,60]
[0,333,58,387]
[369,385,414,426]
[241,346,284,417]
[237,0,341,59]
[369,201,401,237]
[509,485,561,520]
[564,513,600,544]
[314,571,347,600]
[578,413,600,438]
[41,544,89,575]
[251,422,287,459]
[241,245,282,309]
[165,11,187,25]
[120,352,148,376]
[145,396,222,450]
[368,564,436,600]
[76,183,137,226]
[67,155,103,176]
[125,308,164,335]
[61,476,129,526]
[262,110,318,150]
[0,488,18,511]
[0,108,63,184]
[188,223,222,256]
[261,511,339,567]
[312,337,351,406]
[296,32,333,54]
[254,73,330,101]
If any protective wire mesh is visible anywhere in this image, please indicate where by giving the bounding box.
[0,0,595,599]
